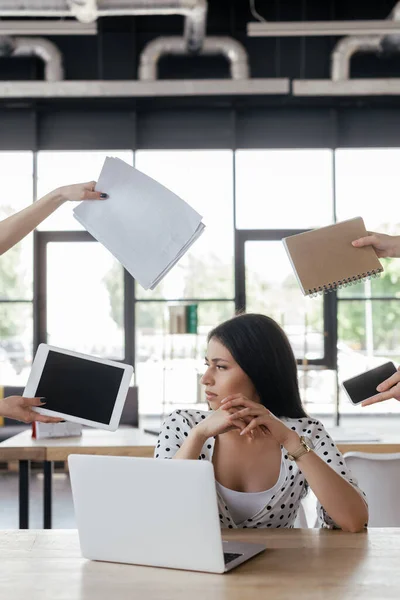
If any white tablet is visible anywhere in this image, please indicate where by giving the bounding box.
[24,344,134,431]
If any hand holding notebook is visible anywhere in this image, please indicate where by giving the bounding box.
[282,217,383,296]
[73,157,205,290]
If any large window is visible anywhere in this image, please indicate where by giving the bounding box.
[1,145,399,427]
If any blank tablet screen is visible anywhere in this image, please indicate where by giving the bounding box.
[35,351,124,424]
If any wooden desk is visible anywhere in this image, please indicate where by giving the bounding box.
[0,428,156,529]
[1,528,400,599]
[2,428,400,530]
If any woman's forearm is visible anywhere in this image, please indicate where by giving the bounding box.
[172,429,208,460]
[0,189,65,255]
[296,451,368,532]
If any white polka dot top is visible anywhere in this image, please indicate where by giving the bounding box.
[154,409,368,530]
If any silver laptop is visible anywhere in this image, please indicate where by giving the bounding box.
[68,454,266,574]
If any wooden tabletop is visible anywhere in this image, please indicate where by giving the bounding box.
[1,427,400,462]
[0,427,157,461]
[1,528,400,599]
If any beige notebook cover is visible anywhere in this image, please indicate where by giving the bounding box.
[282,217,383,296]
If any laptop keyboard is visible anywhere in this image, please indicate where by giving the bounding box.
[224,552,243,565]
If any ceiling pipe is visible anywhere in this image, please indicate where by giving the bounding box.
[331,35,383,81]
[138,35,250,80]
[0,34,64,81]
[331,1,400,82]
[0,0,207,52]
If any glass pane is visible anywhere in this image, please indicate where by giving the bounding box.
[0,302,33,385]
[0,152,33,300]
[46,242,124,359]
[338,299,400,414]
[135,300,235,416]
[298,367,336,427]
[36,150,133,231]
[245,241,324,360]
[235,150,333,229]
[134,151,234,300]
[336,149,400,233]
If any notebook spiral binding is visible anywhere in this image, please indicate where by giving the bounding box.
[307,268,383,297]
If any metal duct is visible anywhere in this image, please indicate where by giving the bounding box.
[0,35,64,81]
[331,1,400,81]
[139,35,250,80]
[0,0,207,52]
[331,35,383,81]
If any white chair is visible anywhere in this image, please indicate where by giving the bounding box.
[293,501,309,528]
[343,452,400,527]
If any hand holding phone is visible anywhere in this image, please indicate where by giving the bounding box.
[342,362,398,405]
[361,364,400,406]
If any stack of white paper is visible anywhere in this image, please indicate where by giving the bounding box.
[73,157,205,290]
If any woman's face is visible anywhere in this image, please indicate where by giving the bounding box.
[200,337,259,410]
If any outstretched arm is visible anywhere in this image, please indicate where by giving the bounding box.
[0,181,107,256]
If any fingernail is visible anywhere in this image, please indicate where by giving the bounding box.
[377,385,383,391]
[100,193,108,199]
[40,397,47,404]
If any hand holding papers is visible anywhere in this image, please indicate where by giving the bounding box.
[73,157,205,290]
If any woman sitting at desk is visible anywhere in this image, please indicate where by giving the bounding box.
[0,180,107,424]
[155,313,368,532]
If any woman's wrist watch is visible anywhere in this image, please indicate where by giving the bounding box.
[287,436,313,461]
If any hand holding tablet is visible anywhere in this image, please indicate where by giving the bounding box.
[24,344,133,431]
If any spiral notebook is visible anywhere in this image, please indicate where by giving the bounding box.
[282,217,383,296]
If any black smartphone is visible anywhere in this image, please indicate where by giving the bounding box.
[342,361,397,405]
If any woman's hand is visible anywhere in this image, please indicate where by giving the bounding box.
[0,396,63,424]
[220,394,300,449]
[194,405,248,440]
[57,181,108,203]
[362,366,400,406]
[352,232,400,258]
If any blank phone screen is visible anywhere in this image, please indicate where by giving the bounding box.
[342,362,397,405]
[35,351,124,424]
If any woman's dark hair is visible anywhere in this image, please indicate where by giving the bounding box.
[207,313,307,418]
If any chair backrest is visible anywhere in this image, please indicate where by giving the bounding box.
[293,501,308,528]
[344,451,400,527]
[118,385,139,427]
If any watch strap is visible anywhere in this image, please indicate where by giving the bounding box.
[287,436,312,461]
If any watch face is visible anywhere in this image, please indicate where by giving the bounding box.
[303,436,314,450]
